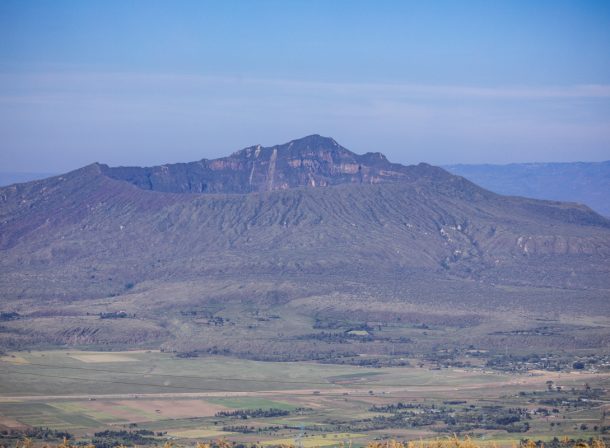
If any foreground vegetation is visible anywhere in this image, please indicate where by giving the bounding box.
[2,436,609,448]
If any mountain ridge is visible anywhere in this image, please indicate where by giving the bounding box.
[1,135,609,355]
[99,134,456,194]
[1,136,608,293]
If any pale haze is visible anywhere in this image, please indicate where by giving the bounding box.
[1,0,609,172]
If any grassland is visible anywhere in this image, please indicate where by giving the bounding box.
[0,350,608,447]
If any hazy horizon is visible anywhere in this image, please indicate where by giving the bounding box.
[0,134,609,180]
[2,1,610,172]
[0,137,609,176]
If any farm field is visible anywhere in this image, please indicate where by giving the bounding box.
[0,350,609,446]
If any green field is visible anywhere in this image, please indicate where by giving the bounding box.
[0,350,608,446]
[205,397,298,410]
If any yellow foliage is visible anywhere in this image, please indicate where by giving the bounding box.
[17,439,33,448]
[8,436,608,448]
[359,438,605,448]
[214,439,232,448]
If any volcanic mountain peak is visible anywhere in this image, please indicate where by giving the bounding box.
[100,135,423,194]
[234,134,342,156]
[229,134,351,164]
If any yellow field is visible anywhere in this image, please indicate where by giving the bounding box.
[260,433,366,447]
[0,355,29,364]
[167,429,235,438]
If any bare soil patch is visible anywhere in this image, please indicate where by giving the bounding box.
[67,352,138,363]
[0,415,28,429]
[114,399,228,419]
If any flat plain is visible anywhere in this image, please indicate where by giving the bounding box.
[1,350,608,446]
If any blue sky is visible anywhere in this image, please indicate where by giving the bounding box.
[1,0,609,171]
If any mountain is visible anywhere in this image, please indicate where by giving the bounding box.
[102,134,428,193]
[444,161,610,217]
[1,135,609,359]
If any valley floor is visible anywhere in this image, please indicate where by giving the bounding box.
[0,350,609,447]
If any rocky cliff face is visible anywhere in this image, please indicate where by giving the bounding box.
[102,134,437,193]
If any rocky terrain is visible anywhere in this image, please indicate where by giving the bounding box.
[102,134,427,193]
[0,135,609,358]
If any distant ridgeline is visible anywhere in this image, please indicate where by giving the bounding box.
[444,161,610,217]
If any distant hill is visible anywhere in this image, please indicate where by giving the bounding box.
[0,172,55,187]
[1,135,609,357]
[444,161,610,217]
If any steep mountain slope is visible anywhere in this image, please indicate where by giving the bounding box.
[445,161,610,217]
[1,136,609,357]
[102,134,422,193]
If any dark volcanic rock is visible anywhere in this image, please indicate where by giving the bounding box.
[101,134,442,193]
